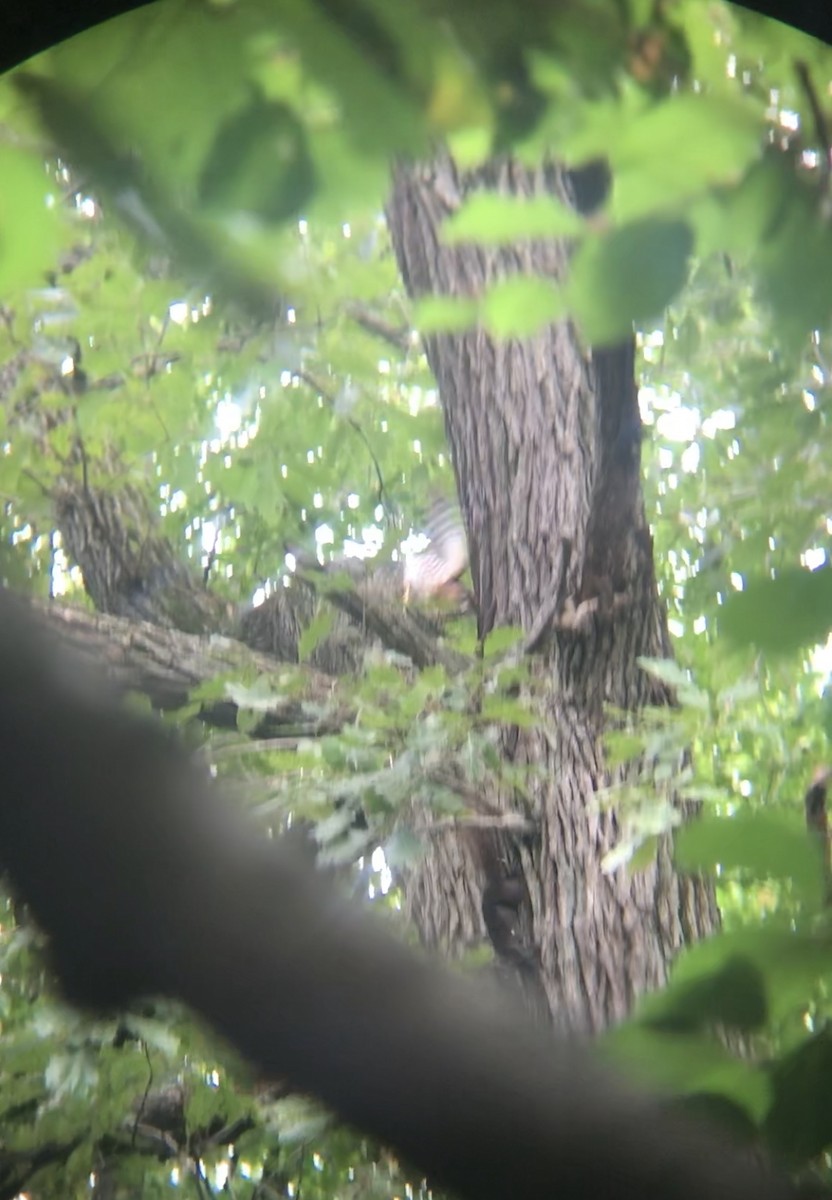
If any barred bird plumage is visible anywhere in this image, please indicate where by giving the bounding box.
[286,497,469,607]
[403,498,469,603]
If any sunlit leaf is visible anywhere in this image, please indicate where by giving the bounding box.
[0,144,63,293]
[481,275,564,338]
[604,729,647,767]
[444,193,584,243]
[414,294,479,333]
[481,625,524,657]
[610,93,763,223]
[480,696,537,728]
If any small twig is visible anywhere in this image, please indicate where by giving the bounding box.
[203,1114,257,1150]
[0,305,18,339]
[123,1122,181,1159]
[76,428,90,494]
[795,59,832,197]
[294,368,390,515]
[193,1156,214,1200]
[131,1041,154,1149]
[346,413,389,512]
[295,1146,306,1200]
[346,303,411,353]
[202,521,221,585]
[19,468,51,499]
[424,768,536,832]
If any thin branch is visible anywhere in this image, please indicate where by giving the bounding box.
[193,1156,214,1200]
[346,302,411,352]
[795,59,832,198]
[295,368,391,515]
[131,1040,155,1149]
[208,731,335,760]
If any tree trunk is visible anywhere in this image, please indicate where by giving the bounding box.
[387,154,719,1034]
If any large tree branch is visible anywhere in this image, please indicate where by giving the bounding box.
[291,559,470,672]
[0,591,796,1200]
[27,598,343,728]
[322,584,469,672]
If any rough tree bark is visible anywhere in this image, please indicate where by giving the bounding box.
[20,598,344,729]
[387,154,719,1033]
[50,478,464,675]
[1,151,719,1040]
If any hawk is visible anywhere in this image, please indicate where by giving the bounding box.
[403,498,469,603]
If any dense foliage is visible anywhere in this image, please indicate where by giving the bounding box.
[1,0,832,1196]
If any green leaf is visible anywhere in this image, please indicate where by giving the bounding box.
[198,94,317,224]
[637,656,693,690]
[482,275,564,338]
[693,150,794,260]
[567,219,693,345]
[640,955,767,1033]
[444,194,584,243]
[314,805,356,846]
[384,827,425,869]
[318,826,373,866]
[262,0,430,159]
[225,677,284,712]
[480,696,537,728]
[273,1096,332,1145]
[604,729,647,767]
[669,928,832,1026]
[186,1073,247,1133]
[122,1016,180,1058]
[0,144,63,293]
[675,809,823,909]
[610,94,763,223]
[481,625,524,657]
[764,1028,832,1164]
[414,294,479,333]
[629,835,658,873]
[602,838,639,873]
[661,1093,760,1146]
[755,185,832,351]
[601,1023,769,1120]
[298,606,335,662]
[693,150,832,348]
[720,569,832,656]
[45,1050,99,1101]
